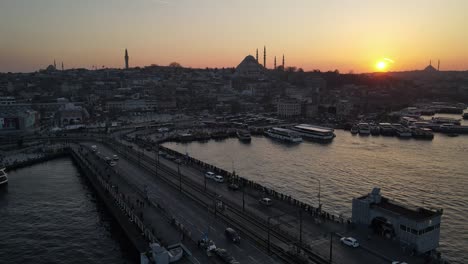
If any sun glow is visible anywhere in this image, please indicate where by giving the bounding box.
[376,61,387,71]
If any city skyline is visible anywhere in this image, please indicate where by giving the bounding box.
[1,0,468,73]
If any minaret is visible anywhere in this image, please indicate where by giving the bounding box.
[263,46,266,68]
[61,62,64,71]
[438,60,440,71]
[274,56,277,69]
[124,49,129,69]
[54,59,56,69]
[256,49,258,62]
[282,54,285,68]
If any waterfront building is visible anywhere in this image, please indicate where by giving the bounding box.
[277,98,301,117]
[352,188,443,255]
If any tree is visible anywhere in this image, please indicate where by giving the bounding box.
[169,62,182,68]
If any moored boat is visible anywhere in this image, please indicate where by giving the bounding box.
[265,127,302,143]
[291,124,335,142]
[236,129,251,142]
[358,123,370,135]
[350,125,359,135]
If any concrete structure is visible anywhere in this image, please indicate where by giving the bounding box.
[0,107,39,133]
[56,103,89,127]
[352,188,443,254]
[277,98,301,117]
[0,96,16,106]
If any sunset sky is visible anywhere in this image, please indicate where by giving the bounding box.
[1,0,467,73]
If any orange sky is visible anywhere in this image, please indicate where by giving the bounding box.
[1,0,467,73]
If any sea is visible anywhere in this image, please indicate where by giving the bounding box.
[163,113,468,263]
[0,158,137,264]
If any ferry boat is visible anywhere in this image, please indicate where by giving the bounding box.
[0,167,8,186]
[411,127,434,140]
[379,123,395,136]
[350,125,359,135]
[370,124,380,135]
[431,117,461,126]
[291,124,335,142]
[463,113,468,120]
[392,123,412,138]
[236,129,251,142]
[265,127,302,143]
[358,123,370,135]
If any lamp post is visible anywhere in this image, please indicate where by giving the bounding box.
[178,163,181,193]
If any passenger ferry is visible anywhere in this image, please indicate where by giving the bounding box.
[431,117,461,126]
[236,129,251,142]
[291,124,335,141]
[265,127,302,143]
[411,127,434,140]
[358,123,370,135]
[0,166,8,186]
[379,123,394,136]
[392,123,412,138]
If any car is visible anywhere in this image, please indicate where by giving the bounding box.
[109,161,117,167]
[91,145,97,152]
[214,248,239,264]
[205,171,215,179]
[340,237,359,248]
[224,227,240,243]
[214,175,224,183]
[175,158,182,164]
[228,183,240,190]
[104,156,111,163]
[259,197,273,206]
[112,154,119,160]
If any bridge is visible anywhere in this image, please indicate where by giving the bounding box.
[2,133,421,264]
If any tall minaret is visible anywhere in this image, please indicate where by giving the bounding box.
[54,59,56,69]
[256,48,258,62]
[263,46,266,68]
[282,54,285,68]
[124,49,129,69]
[61,62,64,71]
[438,60,440,71]
[274,56,277,69]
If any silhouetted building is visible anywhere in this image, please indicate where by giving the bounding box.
[125,49,129,69]
[234,55,265,79]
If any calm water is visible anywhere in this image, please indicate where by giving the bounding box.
[0,158,137,264]
[164,114,468,263]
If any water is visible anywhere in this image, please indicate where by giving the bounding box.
[163,114,468,263]
[0,158,137,264]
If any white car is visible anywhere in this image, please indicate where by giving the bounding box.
[205,171,215,179]
[340,237,359,248]
[214,175,224,183]
[109,161,117,167]
[112,155,119,160]
[259,197,273,206]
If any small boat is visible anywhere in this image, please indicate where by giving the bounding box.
[370,125,380,135]
[0,167,8,186]
[236,129,251,142]
[447,133,459,137]
[358,123,370,135]
[350,125,359,135]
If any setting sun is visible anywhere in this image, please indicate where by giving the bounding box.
[376,61,387,71]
